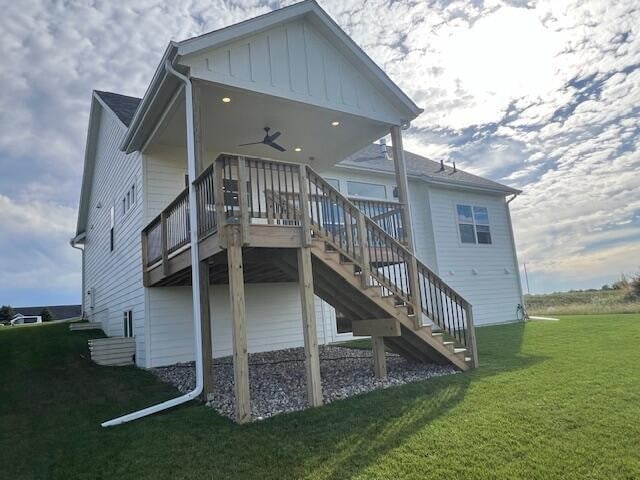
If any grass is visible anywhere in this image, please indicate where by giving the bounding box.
[526,289,640,316]
[1,315,639,480]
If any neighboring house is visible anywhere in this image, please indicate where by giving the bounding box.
[13,305,82,320]
[71,1,523,423]
[10,313,42,325]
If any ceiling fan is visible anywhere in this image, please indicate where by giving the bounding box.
[238,127,286,152]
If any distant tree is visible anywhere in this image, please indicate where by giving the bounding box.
[0,305,15,323]
[612,275,629,291]
[601,284,612,291]
[40,308,54,322]
[626,272,640,301]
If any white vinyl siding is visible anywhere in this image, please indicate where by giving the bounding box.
[146,284,328,367]
[428,186,522,325]
[83,107,146,366]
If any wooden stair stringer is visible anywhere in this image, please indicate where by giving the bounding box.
[309,239,470,371]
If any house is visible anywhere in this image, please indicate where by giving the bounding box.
[13,305,82,320]
[70,0,523,424]
[10,313,42,325]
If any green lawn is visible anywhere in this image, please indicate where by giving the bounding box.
[1,315,639,480]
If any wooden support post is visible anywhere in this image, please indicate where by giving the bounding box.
[409,256,423,329]
[464,303,479,368]
[160,211,169,276]
[298,165,312,246]
[192,80,206,175]
[227,226,250,423]
[390,126,414,251]
[141,230,149,287]
[372,336,387,379]
[199,260,214,400]
[297,247,323,407]
[357,211,371,288]
[214,158,227,248]
[237,156,250,245]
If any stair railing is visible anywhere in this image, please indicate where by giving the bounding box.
[305,164,478,366]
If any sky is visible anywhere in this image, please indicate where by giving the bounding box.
[0,0,639,306]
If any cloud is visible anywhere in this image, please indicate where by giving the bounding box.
[0,0,639,303]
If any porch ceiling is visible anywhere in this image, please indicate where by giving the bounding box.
[148,81,391,171]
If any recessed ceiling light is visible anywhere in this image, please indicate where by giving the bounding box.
[222,97,231,103]
[294,147,303,152]
[331,121,340,126]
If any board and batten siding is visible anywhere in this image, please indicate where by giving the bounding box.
[146,284,328,367]
[182,18,403,125]
[427,186,523,325]
[83,107,147,366]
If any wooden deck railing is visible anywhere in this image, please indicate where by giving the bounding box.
[140,153,477,366]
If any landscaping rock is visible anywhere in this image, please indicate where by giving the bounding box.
[151,345,457,421]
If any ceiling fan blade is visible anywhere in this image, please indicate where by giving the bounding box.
[237,141,263,147]
[266,141,286,152]
[267,131,281,142]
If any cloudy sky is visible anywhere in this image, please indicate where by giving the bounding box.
[1,0,639,306]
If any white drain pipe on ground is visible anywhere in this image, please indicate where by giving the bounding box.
[101,59,205,427]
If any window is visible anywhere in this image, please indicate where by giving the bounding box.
[109,206,115,251]
[325,178,340,191]
[457,204,492,244]
[123,310,133,338]
[121,184,136,217]
[347,181,386,199]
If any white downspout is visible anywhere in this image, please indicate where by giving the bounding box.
[505,193,526,315]
[70,240,85,316]
[101,59,204,427]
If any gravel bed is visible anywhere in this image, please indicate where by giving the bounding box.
[151,345,457,421]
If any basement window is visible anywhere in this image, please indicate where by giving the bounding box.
[123,310,133,338]
[109,206,115,252]
[457,204,492,245]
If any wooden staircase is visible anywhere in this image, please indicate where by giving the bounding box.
[308,236,472,370]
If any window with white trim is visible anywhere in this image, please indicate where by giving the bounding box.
[109,206,115,251]
[457,204,492,244]
[347,181,386,199]
[123,310,133,338]
[325,178,340,191]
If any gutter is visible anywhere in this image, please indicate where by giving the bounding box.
[101,58,205,427]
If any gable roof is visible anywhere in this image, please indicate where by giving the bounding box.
[95,91,141,126]
[120,0,422,153]
[340,144,520,195]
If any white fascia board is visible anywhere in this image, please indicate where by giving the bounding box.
[75,95,102,236]
[119,43,179,153]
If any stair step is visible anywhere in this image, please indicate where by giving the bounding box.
[431,332,443,338]
[454,348,467,354]
[465,357,472,363]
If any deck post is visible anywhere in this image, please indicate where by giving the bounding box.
[199,260,214,400]
[237,156,250,245]
[298,165,312,246]
[356,211,371,288]
[372,336,387,379]
[464,303,479,368]
[390,126,422,326]
[227,226,251,423]
[297,246,323,407]
[389,126,414,251]
[141,229,149,287]
[214,158,227,248]
[160,211,169,276]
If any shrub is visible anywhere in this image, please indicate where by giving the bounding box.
[40,308,54,322]
[0,305,15,323]
[626,272,640,301]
